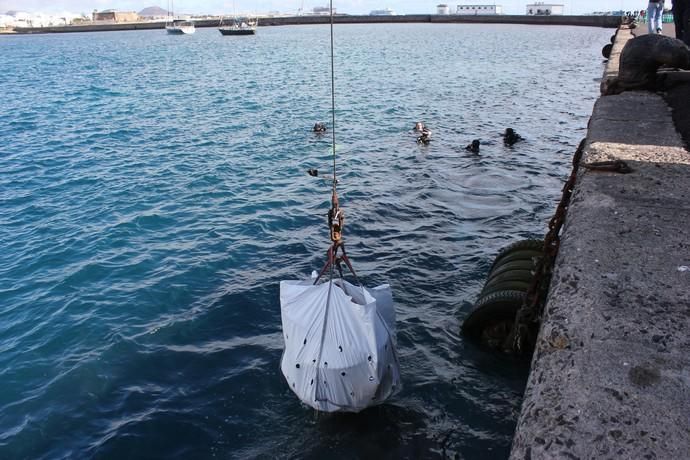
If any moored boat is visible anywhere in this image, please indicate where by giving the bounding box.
[218,16,257,35]
[166,19,195,35]
[165,0,195,35]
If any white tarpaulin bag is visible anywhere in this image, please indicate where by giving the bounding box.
[280,274,401,412]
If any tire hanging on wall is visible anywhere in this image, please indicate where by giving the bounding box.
[461,290,527,349]
[602,43,613,59]
[486,259,540,279]
[463,239,545,348]
[489,239,544,272]
[483,269,535,291]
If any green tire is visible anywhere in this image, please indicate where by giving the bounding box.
[487,258,540,280]
[483,269,534,291]
[481,280,532,297]
[490,239,544,272]
[462,290,526,345]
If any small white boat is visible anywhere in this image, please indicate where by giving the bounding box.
[165,0,194,35]
[166,19,195,35]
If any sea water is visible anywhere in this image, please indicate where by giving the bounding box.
[0,24,609,458]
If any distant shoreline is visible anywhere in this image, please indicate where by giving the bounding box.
[7,14,620,35]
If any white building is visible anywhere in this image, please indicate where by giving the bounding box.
[312,6,335,15]
[456,4,503,14]
[1,10,83,27]
[0,14,13,27]
[526,3,564,15]
[437,4,450,14]
[370,8,396,15]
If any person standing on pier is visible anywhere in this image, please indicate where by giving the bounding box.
[647,0,665,34]
[673,0,690,44]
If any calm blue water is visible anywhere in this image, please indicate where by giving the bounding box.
[0,24,608,459]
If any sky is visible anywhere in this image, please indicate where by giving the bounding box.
[0,1,662,16]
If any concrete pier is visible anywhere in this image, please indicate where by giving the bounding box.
[510,26,690,459]
[9,15,620,35]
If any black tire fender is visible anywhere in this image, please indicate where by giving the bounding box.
[602,43,613,59]
[483,270,535,291]
[462,290,526,341]
[490,239,544,271]
[480,280,532,297]
[487,258,540,280]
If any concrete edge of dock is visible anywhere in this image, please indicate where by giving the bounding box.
[509,25,690,459]
[5,15,620,35]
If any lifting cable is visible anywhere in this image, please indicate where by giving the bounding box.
[326,0,338,287]
[313,3,340,405]
[313,0,361,288]
[329,0,337,191]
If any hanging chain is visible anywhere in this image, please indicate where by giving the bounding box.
[507,139,586,353]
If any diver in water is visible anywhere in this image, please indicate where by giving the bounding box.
[465,139,480,153]
[503,128,523,146]
[413,121,426,132]
[417,127,432,145]
[313,122,327,133]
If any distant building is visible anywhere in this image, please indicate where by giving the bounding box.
[312,6,335,15]
[0,10,83,27]
[92,10,140,22]
[525,3,563,15]
[370,8,396,16]
[4,10,32,26]
[0,14,13,27]
[437,4,450,14]
[456,4,503,14]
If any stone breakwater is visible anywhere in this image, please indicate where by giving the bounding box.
[510,25,690,459]
[10,15,620,34]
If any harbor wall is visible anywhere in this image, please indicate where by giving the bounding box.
[509,25,690,459]
[10,15,620,35]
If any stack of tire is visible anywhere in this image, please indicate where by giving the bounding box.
[461,239,544,349]
[602,33,616,59]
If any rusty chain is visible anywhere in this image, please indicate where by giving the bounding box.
[507,143,633,352]
[583,160,633,174]
[506,139,587,354]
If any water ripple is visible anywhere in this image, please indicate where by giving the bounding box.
[0,24,609,459]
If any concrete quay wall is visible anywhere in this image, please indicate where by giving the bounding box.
[11,15,619,35]
[510,26,690,459]
[259,14,620,28]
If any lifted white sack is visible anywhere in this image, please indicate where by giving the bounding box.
[280,276,401,413]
